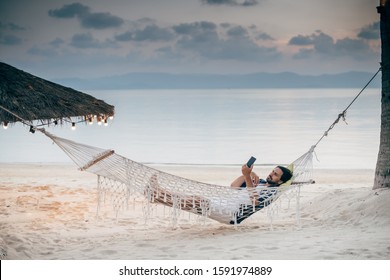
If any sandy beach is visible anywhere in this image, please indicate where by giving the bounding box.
[0,163,389,260]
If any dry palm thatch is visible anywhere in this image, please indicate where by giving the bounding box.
[0,62,114,127]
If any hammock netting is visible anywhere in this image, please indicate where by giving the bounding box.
[41,129,314,225]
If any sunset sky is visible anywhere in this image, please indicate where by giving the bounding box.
[0,0,381,80]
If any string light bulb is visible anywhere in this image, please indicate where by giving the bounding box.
[71,122,76,130]
[97,116,102,126]
[104,118,108,126]
[29,125,35,134]
[2,121,8,129]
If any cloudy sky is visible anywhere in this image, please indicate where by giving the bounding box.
[0,0,381,80]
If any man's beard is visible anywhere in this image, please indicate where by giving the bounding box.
[266,176,277,185]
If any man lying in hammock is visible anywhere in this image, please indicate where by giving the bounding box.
[146,164,293,224]
[231,164,293,191]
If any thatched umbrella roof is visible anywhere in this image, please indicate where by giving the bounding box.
[0,62,114,126]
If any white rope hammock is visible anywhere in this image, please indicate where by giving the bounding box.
[40,129,314,225]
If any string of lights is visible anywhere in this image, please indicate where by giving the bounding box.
[1,104,114,132]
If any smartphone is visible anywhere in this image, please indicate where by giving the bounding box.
[246,156,256,168]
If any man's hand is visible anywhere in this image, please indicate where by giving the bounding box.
[242,164,259,204]
[242,165,259,184]
[251,172,260,185]
[241,164,253,177]
[242,164,254,189]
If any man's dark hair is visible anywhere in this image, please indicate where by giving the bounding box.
[277,166,293,183]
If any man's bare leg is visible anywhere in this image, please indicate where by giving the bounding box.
[147,174,209,211]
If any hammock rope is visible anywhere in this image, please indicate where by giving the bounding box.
[312,67,381,149]
[0,67,381,225]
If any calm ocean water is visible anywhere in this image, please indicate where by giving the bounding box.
[0,88,381,169]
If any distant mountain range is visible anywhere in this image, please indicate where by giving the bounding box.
[54,71,381,90]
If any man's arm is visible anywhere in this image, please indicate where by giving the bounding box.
[230,172,260,189]
[230,175,246,188]
[242,165,259,204]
